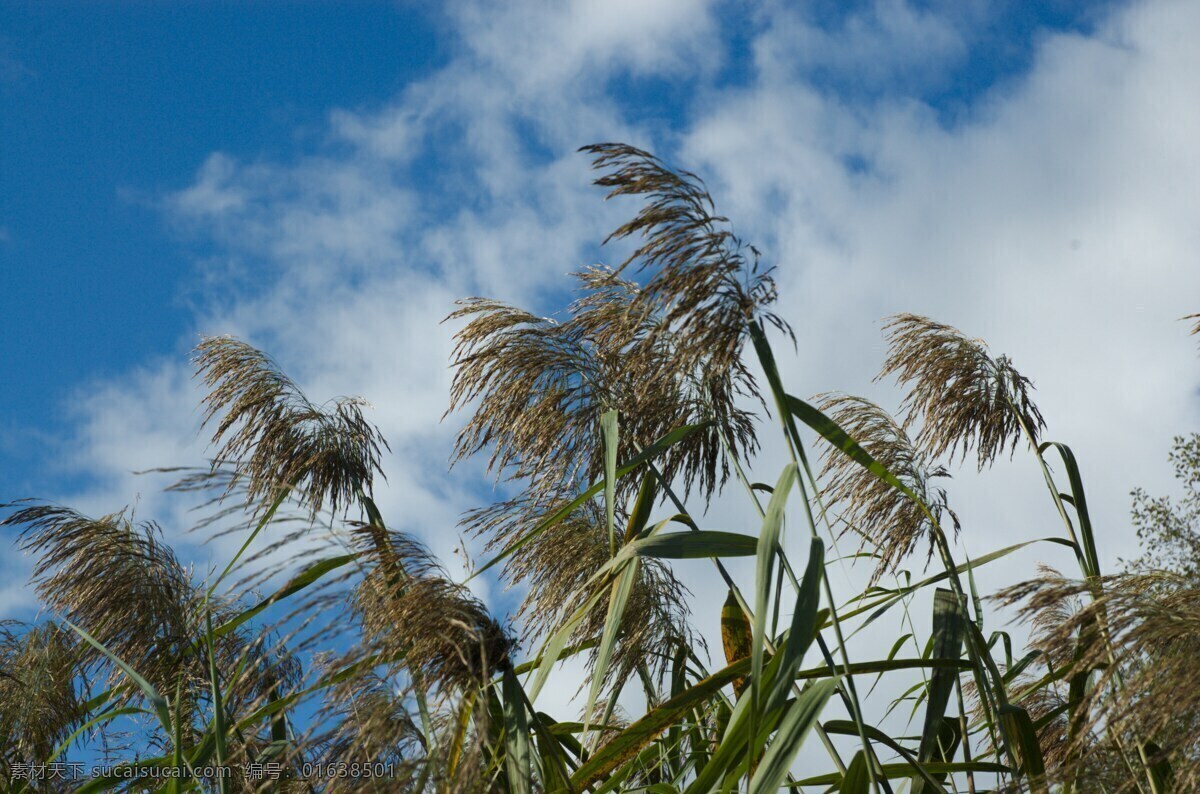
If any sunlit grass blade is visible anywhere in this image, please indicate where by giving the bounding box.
[471,422,712,579]
[913,589,966,794]
[570,657,752,788]
[624,470,658,544]
[687,643,792,793]
[784,393,923,506]
[502,667,534,794]
[46,706,150,765]
[632,530,760,559]
[1040,441,1101,578]
[752,463,798,756]
[768,537,824,712]
[748,679,837,794]
[602,409,618,556]
[842,537,1074,628]
[529,587,608,701]
[214,552,359,637]
[584,557,639,730]
[62,619,171,733]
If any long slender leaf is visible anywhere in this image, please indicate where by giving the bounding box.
[205,610,229,794]
[1000,703,1048,793]
[823,721,952,794]
[47,707,149,764]
[503,667,534,794]
[530,587,608,701]
[584,557,639,729]
[63,619,171,733]
[840,751,871,794]
[1040,441,1101,578]
[749,680,837,794]
[752,464,798,753]
[842,537,1074,629]
[769,537,825,713]
[792,761,1010,787]
[632,530,760,559]
[624,470,658,544]
[913,589,967,794]
[214,553,358,637]
[472,422,712,580]
[570,657,752,788]
[602,409,618,556]
[784,393,920,505]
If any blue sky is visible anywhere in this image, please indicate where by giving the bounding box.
[2,0,1199,752]
[0,0,1119,506]
[0,2,443,494]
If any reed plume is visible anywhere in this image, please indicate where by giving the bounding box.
[817,393,958,579]
[0,620,82,771]
[880,314,1045,469]
[998,569,1200,790]
[349,525,514,697]
[194,336,388,518]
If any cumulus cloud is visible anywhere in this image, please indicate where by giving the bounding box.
[12,0,1200,765]
[753,0,974,94]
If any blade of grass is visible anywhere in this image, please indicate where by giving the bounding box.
[750,321,884,791]
[792,761,1010,787]
[752,463,798,761]
[624,470,658,544]
[632,530,760,559]
[213,553,359,638]
[748,679,837,794]
[470,422,712,580]
[570,656,753,788]
[529,587,608,701]
[840,751,871,794]
[204,610,230,794]
[503,667,534,794]
[602,409,618,556]
[999,704,1048,793]
[62,619,171,733]
[768,537,825,712]
[584,557,639,730]
[913,589,967,794]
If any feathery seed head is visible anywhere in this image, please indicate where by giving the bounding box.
[193,336,388,518]
[0,621,83,767]
[462,494,693,692]
[880,314,1045,470]
[816,393,958,580]
[997,569,1200,789]
[350,527,514,697]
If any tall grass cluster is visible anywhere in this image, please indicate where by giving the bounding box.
[2,144,1198,792]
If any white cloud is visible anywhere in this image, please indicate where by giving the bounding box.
[447,0,721,92]
[754,0,974,93]
[14,0,1200,772]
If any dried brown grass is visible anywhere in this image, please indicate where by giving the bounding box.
[816,393,958,580]
[194,336,388,518]
[881,314,1045,469]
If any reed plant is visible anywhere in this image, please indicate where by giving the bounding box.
[2,143,1198,793]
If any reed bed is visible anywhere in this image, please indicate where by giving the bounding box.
[2,144,1197,793]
